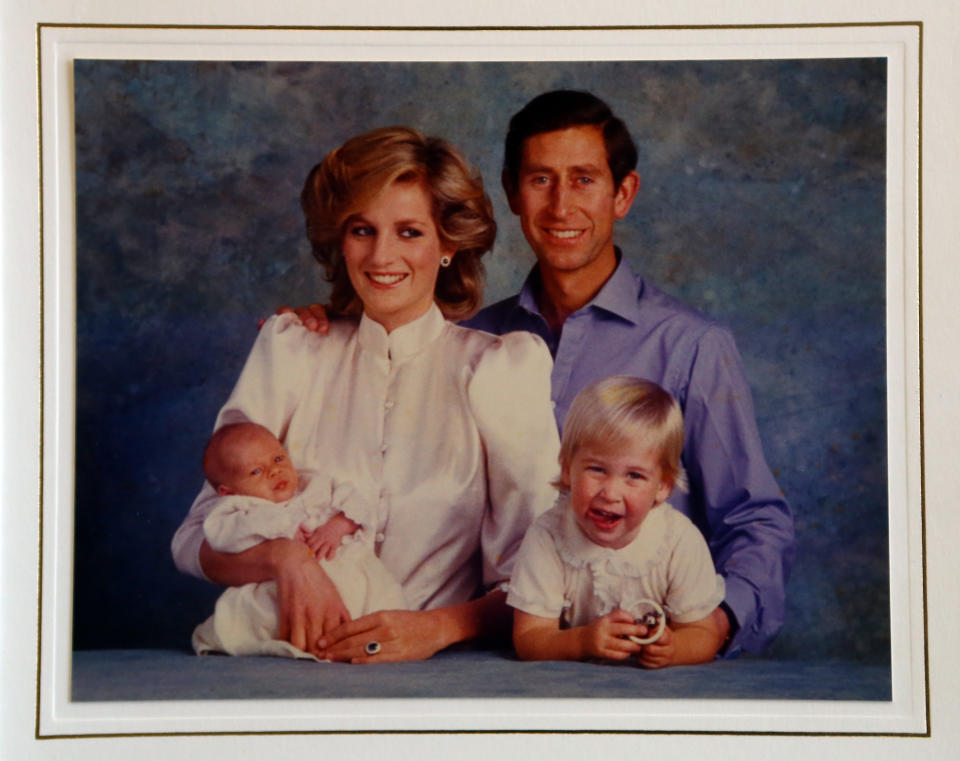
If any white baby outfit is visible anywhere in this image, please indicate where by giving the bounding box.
[507,496,725,628]
[192,469,406,659]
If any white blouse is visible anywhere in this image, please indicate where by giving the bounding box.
[506,497,725,627]
[172,306,561,611]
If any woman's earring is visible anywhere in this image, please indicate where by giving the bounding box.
[440,255,452,268]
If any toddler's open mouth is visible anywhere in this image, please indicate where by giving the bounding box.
[588,507,622,526]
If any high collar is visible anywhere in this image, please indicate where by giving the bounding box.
[516,250,644,327]
[357,303,446,361]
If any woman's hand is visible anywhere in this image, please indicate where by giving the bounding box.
[271,539,351,657]
[319,609,449,664]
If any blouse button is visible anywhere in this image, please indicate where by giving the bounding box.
[375,532,385,543]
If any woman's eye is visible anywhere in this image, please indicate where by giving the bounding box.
[250,467,262,476]
[349,224,374,237]
[399,227,423,239]
[274,456,284,463]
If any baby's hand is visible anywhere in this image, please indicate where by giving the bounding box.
[302,513,360,560]
[636,623,676,669]
[579,609,646,661]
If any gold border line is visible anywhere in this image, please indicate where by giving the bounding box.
[33,21,926,740]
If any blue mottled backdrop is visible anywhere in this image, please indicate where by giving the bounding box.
[72,58,888,663]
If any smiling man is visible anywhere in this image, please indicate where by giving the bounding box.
[463,90,795,657]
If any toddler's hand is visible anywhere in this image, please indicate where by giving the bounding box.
[636,623,676,669]
[579,609,646,661]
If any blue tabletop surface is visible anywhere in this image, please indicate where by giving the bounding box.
[71,648,890,702]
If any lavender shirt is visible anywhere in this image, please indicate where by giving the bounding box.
[464,255,795,656]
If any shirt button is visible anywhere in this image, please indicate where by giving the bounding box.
[375,532,385,543]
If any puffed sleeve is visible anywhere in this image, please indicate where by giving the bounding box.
[662,514,726,624]
[170,313,318,579]
[467,331,560,586]
[505,517,567,619]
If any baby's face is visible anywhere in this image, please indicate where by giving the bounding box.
[219,430,299,503]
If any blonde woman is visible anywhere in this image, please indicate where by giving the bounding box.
[172,127,559,662]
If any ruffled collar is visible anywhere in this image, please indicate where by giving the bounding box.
[357,303,447,361]
[549,494,672,577]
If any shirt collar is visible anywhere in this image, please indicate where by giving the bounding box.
[357,303,446,361]
[516,250,644,326]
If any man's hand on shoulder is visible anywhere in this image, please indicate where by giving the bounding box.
[275,303,331,334]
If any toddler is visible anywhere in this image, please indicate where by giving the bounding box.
[192,422,406,659]
[507,376,726,668]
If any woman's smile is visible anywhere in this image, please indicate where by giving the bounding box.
[366,272,409,287]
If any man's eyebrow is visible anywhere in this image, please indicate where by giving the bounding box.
[518,162,554,174]
[519,162,605,175]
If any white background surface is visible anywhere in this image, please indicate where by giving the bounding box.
[3,1,958,759]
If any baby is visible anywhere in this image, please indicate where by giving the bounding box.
[192,422,406,659]
[507,376,727,669]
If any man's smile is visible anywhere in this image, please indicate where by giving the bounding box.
[543,228,585,240]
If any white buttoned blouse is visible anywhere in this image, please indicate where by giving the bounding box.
[172,306,561,611]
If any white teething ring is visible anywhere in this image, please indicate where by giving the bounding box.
[626,599,666,645]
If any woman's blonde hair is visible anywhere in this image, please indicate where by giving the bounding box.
[301,126,496,321]
[558,376,688,493]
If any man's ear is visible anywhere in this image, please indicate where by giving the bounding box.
[502,169,521,215]
[216,484,235,496]
[613,170,641,220]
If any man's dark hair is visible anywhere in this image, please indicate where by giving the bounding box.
[502,90,638,194]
